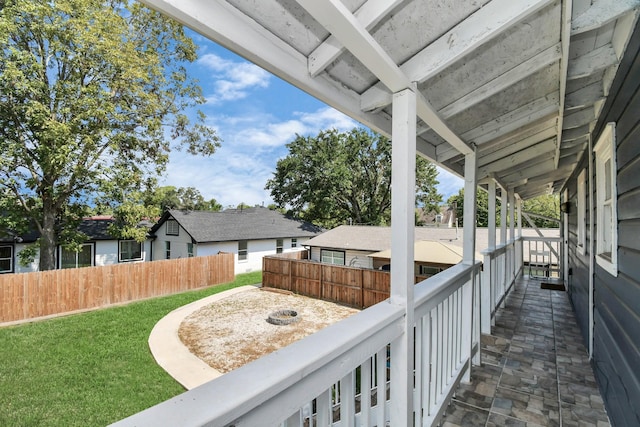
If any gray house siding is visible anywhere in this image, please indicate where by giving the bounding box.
[565,24,640,427]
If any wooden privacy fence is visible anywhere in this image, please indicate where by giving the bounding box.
[0,253,234,324]
[263,256,426,308]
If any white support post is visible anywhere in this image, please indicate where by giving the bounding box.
[389,86,416,427]
[481,180,496,334]
[500,189,507,245]
[517,197,522,237]
[462,148,477,383]
[509,191,515,242]
[488,181,496,250]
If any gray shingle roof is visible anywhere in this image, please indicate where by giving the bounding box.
[304,225,560,252]
[156,207,323,243]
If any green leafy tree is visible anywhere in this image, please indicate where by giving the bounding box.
[265,128,442,228]
[523,194,560,228]
[144,186,222,213]
[0,0,220,270]
[447,188,500,227]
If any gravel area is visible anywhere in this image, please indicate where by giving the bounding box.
[179,287,360,373]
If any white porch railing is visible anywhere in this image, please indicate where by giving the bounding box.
[111,262,482,427]
[480,238,523,334]
[521,236,562,279]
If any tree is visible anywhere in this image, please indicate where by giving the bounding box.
[448,189,559,229]
[447,188,492,227]
[522,194,560,228]
[265,128,442,228]
[144,186,222,213]
[0,0,220,270]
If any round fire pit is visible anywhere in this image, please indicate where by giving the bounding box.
[267,309,300,325]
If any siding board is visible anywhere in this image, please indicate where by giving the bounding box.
[565,20,640,427]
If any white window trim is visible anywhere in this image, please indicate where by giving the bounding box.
[0,245,13,273]
[59,243,95,269]
[577,168,586,255]
[166,220,179,236]
[238,240,248,262]
[593,122,618,277]
[291,238,297,248]
[276,239,283,254]
[119,240,143,262]
[321,249,345,265]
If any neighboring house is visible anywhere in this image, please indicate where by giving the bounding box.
[0,216,152,274]
[305,225,556,269]
[149,207,323,274]
[369,240,482,278]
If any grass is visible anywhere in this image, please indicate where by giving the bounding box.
[0,271,262,427]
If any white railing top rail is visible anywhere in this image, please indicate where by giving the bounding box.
[481,237,520,257]
[112,299,405,427]
[414,262,481,318]
[521,236,562,242]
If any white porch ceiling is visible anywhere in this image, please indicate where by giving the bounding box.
[141,0,639,200]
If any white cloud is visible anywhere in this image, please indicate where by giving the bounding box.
[163,106,358,207]
[198,53,270,103]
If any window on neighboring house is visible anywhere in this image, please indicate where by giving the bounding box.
[187,242,194,258]
[419,265,442,277]
[165,241,171,260]
[321,249,345,265]
[119,240,143,262]
[0,245,13,273]
[594,122,618,276]
[166,219,179,236]
[291,238,297,248]
[238,240,248,261]
[577,168,586,255]
[60,244,93,269]
[276,239,283,254]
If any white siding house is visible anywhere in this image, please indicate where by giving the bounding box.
[150,207,322,274]
[0,217,151,274]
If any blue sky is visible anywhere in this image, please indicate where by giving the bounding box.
[162,30,463,208]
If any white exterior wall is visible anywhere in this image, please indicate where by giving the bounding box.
[9,239,151,274]
[152,221,193,260]
[198,237,311,275]
[308,247,374,269]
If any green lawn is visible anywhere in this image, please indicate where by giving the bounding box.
[0,271,262,427]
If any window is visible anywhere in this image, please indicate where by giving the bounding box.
[60,244,93,269]
[321,249,345,265]
[419,265,442,277]
[577,168,586,255]
[238,240,248,261]
[165,241,171,260]
[119,240,143,262]
[166,219,179,236]
[276,239,283,254]
[594,122,618,276]
[187,243,194,258]
[0,245,13,273]
[291,238,297,248]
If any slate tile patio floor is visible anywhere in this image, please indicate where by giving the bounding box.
[442,277,610,427]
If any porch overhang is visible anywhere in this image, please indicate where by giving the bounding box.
[141,0,639,200]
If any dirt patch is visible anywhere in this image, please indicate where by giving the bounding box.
[179,288,360,373]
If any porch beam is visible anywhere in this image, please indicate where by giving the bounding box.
[361,0,554,111]
[296,0,473,155]
[571,0,640,35]
[437,109,558,163]
[565,82,605,110]
[308,0,404,77]
[463,149,478,265]
[479,138,557,175]
[138,0,392,135]
[389,86,417,426]
[488,180,497,250]
[554,0,571,169]
[567,44,618,80]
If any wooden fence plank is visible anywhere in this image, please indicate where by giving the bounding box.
[0,253,234,324]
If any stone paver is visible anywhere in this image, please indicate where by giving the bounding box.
[445,277,611,426]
